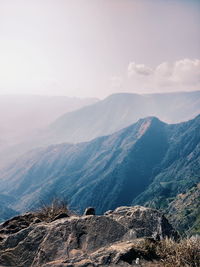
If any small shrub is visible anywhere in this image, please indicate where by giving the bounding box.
[35,198,74,222]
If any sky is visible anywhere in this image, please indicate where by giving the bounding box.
[0,0,199,98]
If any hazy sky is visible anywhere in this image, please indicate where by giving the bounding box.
[0,0,199,98]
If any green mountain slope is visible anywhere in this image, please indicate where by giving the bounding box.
[133,115,200,208]
[0,115,199,232]
[166,183,200,235]
[1,117,166,213]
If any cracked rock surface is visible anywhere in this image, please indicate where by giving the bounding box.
[0,206,177,267]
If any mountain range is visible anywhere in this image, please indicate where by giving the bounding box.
[2,91,200,167]
[35,90,200,145]
[0,114,199,234]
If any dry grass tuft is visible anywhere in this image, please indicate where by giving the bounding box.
[155,236,200,267]
[35,198,74,222]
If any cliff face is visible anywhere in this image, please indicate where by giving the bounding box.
[167,183,200,235]
[0,206,177,267]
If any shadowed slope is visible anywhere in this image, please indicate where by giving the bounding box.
[0,115,199,222]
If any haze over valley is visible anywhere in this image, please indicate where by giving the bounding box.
[0,1,199,266]
[0,95,97,145]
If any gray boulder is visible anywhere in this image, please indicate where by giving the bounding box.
[83,207,95,216]
[106,206,178,240]
[0,206,178,266]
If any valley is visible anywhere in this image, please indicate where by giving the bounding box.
[0,114,199,235]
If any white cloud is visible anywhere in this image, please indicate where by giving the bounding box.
[126,59,200,93]
[128,62,153,76]
[172,59,200,84]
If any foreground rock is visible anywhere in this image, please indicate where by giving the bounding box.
[0,206,178,267]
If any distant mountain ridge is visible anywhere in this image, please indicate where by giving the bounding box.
[44,91,200,145]
[1,91,200,167]
[0,115,199,231]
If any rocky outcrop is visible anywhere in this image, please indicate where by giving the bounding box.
[106,206,178,240]
[84,207,95,216]
[0,206,178,267]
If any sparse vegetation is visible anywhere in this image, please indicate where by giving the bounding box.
[143,237,200,267]
[166,183,200,236]
[35,198,74,222]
